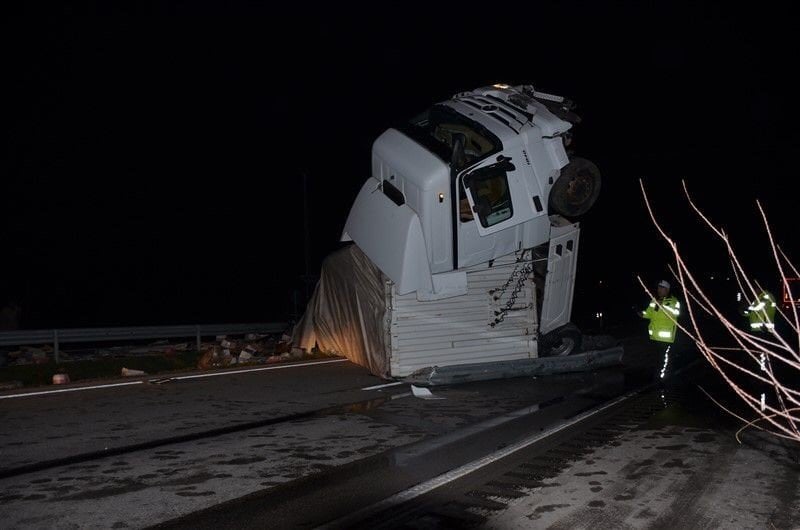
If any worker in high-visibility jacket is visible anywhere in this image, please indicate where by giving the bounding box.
[743,290,776,332]
[641,279,680,379]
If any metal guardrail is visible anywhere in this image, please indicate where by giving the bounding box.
[0,322,288,363]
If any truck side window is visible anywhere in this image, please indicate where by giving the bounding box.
[465,169,513,228]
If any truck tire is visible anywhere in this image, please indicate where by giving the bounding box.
[541,323,583,357]
[548,157,601,218]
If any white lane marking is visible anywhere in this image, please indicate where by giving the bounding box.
[361,381,405,391]
[0,381,143,400]
[0,358,350,400]
[320,390,638,529]
[171,358,349,380]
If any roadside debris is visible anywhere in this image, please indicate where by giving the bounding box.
[0,329,318,382]
[52,373,70,385]
[274,332,293,355]
[411,385,445,400]
[193,334,293,370]
[0,333,283,369]
[4,346,54,366]
[121,367,147,377]
[0,380,23,391]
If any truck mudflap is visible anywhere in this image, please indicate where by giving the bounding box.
[403,345,624,386]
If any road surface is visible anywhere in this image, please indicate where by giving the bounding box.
[1,337,797,529]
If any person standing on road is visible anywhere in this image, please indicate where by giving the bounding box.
[742,289,777,333]
[741,288,777,404]
[641,280,680,380]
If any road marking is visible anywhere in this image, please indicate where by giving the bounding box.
[0,381,144,399]
[171,358,349,380]
[0,358,350,400]
[320,389,638,529]
[361,381,405,391]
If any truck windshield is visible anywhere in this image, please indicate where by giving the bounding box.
[398,105,501,170]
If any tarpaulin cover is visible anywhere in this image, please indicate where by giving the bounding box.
[292,244,390,378]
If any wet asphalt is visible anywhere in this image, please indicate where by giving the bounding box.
[0,348,638,529]
[3,336,796,529]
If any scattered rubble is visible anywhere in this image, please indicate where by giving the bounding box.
[0,331,321,382]
[0,334,282,369]
[52,373,70,385]
[0,380,23,391]
[194,334,291,370]
[3,345,55,366]
[121,367,147,377]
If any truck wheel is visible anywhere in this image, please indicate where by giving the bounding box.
[542,323,583,356]
[548,157,601,218]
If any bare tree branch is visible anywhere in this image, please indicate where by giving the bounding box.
[641,180,800,442]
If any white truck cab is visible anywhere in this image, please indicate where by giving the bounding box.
[342,84,600,302]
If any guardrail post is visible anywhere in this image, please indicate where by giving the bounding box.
[54,330,60,364]
[195,326,201,353]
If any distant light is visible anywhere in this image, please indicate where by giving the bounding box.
[736,292,742,302]
[438,192,445,203]
[710,275,715,280]
[493,83,510,89]
[726,277,730,281]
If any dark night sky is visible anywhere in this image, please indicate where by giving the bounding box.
[3,2,798,329]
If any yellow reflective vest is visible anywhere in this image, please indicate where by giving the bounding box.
[642,295,680,344]
[743,290,776,331]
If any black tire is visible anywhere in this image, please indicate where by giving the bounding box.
[541,323,583,357]
[548,157,601,218]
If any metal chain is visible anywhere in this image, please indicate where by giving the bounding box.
[490,254,533,327]
[489,250,530,301]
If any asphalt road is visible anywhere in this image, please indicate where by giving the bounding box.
[160,340,799,530]
[0,359,377,472]
[4,336,790,529]
[336,368,800,530]
[0,349,637,529]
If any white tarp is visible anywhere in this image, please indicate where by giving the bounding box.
[292,244,390,378]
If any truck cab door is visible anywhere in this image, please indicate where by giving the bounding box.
[460,152,539,236]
